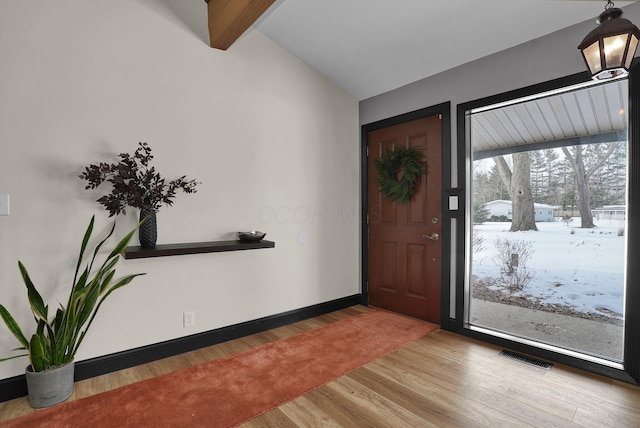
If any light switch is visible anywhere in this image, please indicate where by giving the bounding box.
[0,194,10,216]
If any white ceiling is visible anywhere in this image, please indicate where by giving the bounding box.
[255,0,637,100]
[470,78,628,155]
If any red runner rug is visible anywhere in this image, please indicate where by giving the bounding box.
[2,310,437,427]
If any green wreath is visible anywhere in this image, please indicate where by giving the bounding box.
[373,147,425,203]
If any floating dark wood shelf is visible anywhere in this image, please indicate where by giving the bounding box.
[124,240,275,259]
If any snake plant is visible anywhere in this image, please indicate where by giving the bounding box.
[0,215,145,371]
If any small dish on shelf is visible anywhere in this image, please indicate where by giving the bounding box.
[238,231,266,242]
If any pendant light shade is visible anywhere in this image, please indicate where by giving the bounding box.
[578,1,640,80]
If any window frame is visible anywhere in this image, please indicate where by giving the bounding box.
[452,60,640,384]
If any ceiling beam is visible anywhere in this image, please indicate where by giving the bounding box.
[473,131,627,160]
[206,0,275,50]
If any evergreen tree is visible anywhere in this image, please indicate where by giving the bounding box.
[473,200,491,224]
[472,163,509,203]
[558,155,577,213]
[587,142,626,207]
[543,149,561,206]
[529,150,547,203]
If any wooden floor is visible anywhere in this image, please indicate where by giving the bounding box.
[1,305,639,427]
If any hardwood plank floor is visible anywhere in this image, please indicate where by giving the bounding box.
[1,305,639,427]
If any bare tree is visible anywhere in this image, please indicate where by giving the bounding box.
[561,143,618,228]
[494,153,538,232]
[493,237,535,291]
[587,142,626,207]
[472,164,509,204]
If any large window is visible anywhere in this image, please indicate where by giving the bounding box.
[465,78,628,366]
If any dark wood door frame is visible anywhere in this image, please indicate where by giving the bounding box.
[361,102,452,325]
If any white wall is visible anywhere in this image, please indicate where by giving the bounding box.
[484,201,511,219]
[0,1,359,379]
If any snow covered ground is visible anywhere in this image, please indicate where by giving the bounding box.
[472,219,625,319]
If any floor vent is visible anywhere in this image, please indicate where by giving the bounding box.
[499,350,553,370]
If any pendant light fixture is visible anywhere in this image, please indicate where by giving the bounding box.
[578,0,640,80]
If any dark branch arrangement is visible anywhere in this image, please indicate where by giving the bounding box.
[79,142,199,216]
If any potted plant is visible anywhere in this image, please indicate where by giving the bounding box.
[0,216,145,408]
[79,142,199,248]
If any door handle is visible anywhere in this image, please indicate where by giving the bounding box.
[422,233,439,241]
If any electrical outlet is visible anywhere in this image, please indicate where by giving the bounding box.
[0,194,9,216]
[183,311,195,328]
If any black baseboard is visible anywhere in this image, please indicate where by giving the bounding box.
[0,294,361,403]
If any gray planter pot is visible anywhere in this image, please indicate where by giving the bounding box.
[25,360,75,408]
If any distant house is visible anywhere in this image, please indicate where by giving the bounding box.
[483,199,557,222]
[592,205,626,221]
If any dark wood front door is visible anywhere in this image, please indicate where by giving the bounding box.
[367,115,442,323]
